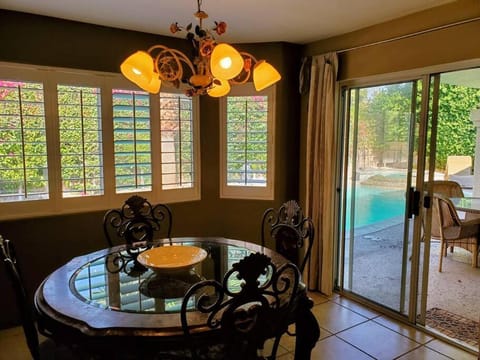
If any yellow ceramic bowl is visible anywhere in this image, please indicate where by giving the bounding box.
[137,245,208,274]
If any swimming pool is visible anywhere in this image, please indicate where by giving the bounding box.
[346,185,406,229]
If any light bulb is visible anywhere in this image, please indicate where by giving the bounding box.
[210,43,244,80]
[220,57,232,69]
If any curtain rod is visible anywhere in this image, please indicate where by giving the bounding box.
[337,16,480,54]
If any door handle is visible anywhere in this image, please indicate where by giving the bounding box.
[407,187,421,218]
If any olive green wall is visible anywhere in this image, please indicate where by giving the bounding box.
[0,10,302,327]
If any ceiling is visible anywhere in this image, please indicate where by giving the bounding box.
[1,0,456,44]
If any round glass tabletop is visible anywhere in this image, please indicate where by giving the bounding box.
[70,239,253,314]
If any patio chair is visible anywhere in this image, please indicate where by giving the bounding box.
[103,195,172,247]
[0,235,74,360]
[180,252,300,360]
[426,180,476,241]
[422,180,466,245]
[261,200,314,273]
[432,194,480,272]
[431,180,464,198]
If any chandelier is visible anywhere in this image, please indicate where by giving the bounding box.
[120,0,281,97]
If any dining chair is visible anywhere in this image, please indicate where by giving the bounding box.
[261,200,314,273]
[180,252,300,360]
[103,194,172,247]
[422,180,466,245]
[0,235,74,360]
[433,194,480,272]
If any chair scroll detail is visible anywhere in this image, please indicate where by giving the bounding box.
[261,200,314,273]
[181,252,300,360]
[103,195,172,248]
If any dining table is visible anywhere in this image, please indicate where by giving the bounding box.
[34,236,319,359]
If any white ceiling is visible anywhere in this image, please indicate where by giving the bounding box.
[1,0,456,44]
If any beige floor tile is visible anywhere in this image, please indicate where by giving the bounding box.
[311,335,374,360]
[276,352,295,360]
[426,339,478,360]
[333,297,381,319]
[307,290,330,305]
[337,320,421,360]
[278,323,332,353]
[373,316,434,344]
[0,326,30,360]
[396,346,452,360]
[278,328,296,352]
[319,327,333,340]
[312,301,368,334]
[264,337,289,357]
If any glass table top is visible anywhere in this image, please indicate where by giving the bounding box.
[70,240,253,314]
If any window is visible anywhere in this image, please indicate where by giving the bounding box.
[0,80,49,202]
[220,83,275,200]
[58,84,104,197]
[0,63,200,219]
[112,89,151,193]
[159,93,195,190]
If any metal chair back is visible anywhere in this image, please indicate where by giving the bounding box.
[103,195,172,247]
[261,200,314,273]
[180,252,300,360]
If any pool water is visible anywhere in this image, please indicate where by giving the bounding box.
[346,186,406,229]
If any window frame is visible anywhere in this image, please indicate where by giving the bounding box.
[0,62,200,220]
[219,83,275,200]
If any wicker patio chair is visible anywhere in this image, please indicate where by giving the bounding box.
[433,194,480,271]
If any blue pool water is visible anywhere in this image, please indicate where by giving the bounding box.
[346,186,406,229]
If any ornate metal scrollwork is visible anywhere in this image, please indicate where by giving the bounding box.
[103,195,172,247]
[105,242,151,276]
[261,200,315,273]
[181,252,300,359]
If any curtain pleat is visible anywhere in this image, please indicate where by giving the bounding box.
[305,53,338,294]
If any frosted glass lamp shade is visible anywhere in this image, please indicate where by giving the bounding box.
[120,51,159,92]
[207,78,231,97]
[253,60,281,91]
[142,74,161,94]
[210,43,244,80]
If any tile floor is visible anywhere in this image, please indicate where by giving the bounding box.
[275,292,478,360]
[0,292,478,360]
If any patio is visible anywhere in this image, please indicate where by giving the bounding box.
[347,220,480,350]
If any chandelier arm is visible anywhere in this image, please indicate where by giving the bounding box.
[229,51,257,85]
[148,45,197,77]
[239,51,258,63]
[229,72,250,85]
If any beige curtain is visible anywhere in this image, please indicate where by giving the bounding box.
[304,53,338,295]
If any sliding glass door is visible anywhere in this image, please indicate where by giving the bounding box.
[338,80,424,314]
[337,66,480,351]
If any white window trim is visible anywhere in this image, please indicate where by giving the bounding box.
[219,83,275,200]
[0,62,200,220]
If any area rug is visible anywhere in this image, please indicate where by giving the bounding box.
[425,307,479,347]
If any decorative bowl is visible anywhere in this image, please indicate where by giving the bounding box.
[136,245,208,274]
